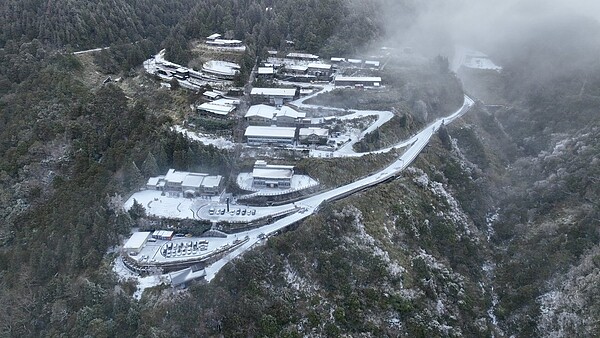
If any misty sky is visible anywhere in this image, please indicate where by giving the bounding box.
[384,0,600,63]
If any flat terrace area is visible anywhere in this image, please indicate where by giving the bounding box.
[131,235,248,266]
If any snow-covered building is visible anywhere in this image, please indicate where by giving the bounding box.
[257,67,275,79]
[347,59,363,67]
[299,127,329,145]
[286,52,319,61]
[307,63,333,78]
[206,33,222,41]
[334,76,382,87]
[152,230,174,241]
[123,232,152,255]
[274,106,306,126]
[245,104,306,126]
[203,90,223,100]
[250,87,298,105]
[364,60,380,69]
[202,61,240,80]
[206,39,243,48]
[284,65,308,75]
[252,160,294,189]
[146,169,223,197]
[244,126,296,146]
[197,99,237,119]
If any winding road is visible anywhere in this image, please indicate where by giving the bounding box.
[202,94,474,281]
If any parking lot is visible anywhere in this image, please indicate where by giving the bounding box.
[196,203,296,222]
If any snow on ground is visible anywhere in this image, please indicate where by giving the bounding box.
[236,172,318,195]
[289,85,398,157]
[125,190,214,219]
[174,125,235,150]
[112,256,168,300]
[118,95,475,294]
[453,46,502,72]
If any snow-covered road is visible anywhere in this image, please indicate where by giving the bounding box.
[203,95,474,281]
[290,85,396,157]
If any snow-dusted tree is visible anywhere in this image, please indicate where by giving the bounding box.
[141,152,159,177]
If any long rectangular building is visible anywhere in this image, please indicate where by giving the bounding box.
[334,76,382,87]
[252,160,294,189]
[244,126,296,146]
[250,87,298,105]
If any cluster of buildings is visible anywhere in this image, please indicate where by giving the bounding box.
[146,53,241,92]
[146,169,224,197]
[258,51,383,87]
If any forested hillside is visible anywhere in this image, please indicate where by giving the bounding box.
[0,0,196,49]
[1,0,599,336]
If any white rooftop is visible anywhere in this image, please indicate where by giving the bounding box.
[253,168,294,179]
[251,88,296,97]
[365,60,380,67]
[197,102,235,115]
[164,169,188,184]
[207,39,243,45]
[335,76,382,82]
[245,104,277,120]
[307,63,332,70]
[206,33,222,40]
[202,175,222,188]
[245,105,305,120]
[147,176,162,186]
[244,126,296,138]
[182,174,206,188]
[153,230,174,238]
[331,57,346,62]
[203,91,222,99]
[258,67,274,75]
[202,60,241,76]
[347,59,362,64]
[275,107,306,119]
[124,232,152,250]
[299,127,329,137]
[286,65,308,72]
[213,98,240,106]
[286,52,319,59]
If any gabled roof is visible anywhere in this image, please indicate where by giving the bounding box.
[275,107,306,119]
[245,104,277,119]
[206,33,222,40]
[245,105,305,120]
[299,127,329,137]
[197,102,235,115]
[201,175,222,188]
[181,174,206,188]
[164,169,188,184]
